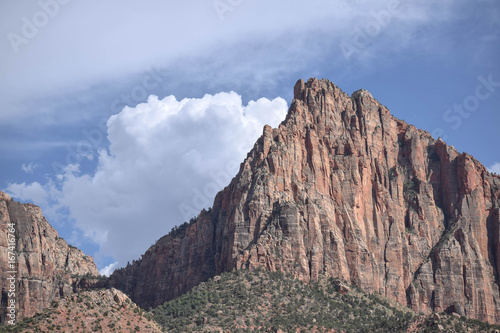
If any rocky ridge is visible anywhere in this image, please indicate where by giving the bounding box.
[109,78,500,323]
[0,192,100,324]
[0,287,161,332]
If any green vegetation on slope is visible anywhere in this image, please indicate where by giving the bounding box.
[153,268,413,332]
[3,269,500,332]
[153,269,500,333]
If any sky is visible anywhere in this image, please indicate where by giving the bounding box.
[1,0,499,275]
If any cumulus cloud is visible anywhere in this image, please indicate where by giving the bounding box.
[7,181,48,204]
[7,92,288,271]
[99,261,119,277]
[488,162,500,174]
[5,179,67,228]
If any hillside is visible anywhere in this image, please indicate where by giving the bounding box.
[0,288,161,333]
[4,269,500,332]
[153,268,500,332]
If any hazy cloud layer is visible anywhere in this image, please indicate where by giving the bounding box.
[7,92,288,266]
[3,0,495,126]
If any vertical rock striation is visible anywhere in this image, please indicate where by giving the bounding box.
[0,192,99,323]
[110,78,500,323]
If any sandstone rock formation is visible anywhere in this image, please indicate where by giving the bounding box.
[7,287,162,332]
[110,78,500,323]
[0,192,99,324]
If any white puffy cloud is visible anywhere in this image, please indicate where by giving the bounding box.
[7,92,288,271]
[99,261,119,277]
[6,179,66,228]
[6,181,48,204]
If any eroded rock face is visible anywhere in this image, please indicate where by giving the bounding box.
[108,209,216,309]
[0,193,99,323]
[110,78,500,323]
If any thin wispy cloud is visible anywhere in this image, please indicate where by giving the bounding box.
[21,162,41,174]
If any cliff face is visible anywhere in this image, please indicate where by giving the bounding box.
[110,78,500,323]
[0,192,99,324]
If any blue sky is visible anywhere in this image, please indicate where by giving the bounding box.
[1,0,499,275]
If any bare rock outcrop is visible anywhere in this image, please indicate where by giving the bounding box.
[10,288,162,332]
[0,193,99,324]
[110,78,500,323]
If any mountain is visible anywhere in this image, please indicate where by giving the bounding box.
[109,78,500,324]
[0,192,100,324]
[153,268,414,332]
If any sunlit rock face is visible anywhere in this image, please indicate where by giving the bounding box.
[109,78,500,324]
[0,192,99,323]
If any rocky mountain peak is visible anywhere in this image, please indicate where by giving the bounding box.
[0,192,10,202]
[293,78,340,100]
[95,78,500,324]
[351,88,373,100]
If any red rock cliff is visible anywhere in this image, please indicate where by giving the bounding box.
[110,78,500,323]
[0,192,99,324]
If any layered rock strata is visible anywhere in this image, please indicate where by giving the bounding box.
[0,192,99,323]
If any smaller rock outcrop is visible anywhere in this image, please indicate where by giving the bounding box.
[9,288,162,332]
[0,191,100,324]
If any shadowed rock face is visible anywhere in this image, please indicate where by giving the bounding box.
[109,78,500,323]
[0,192,99,323]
